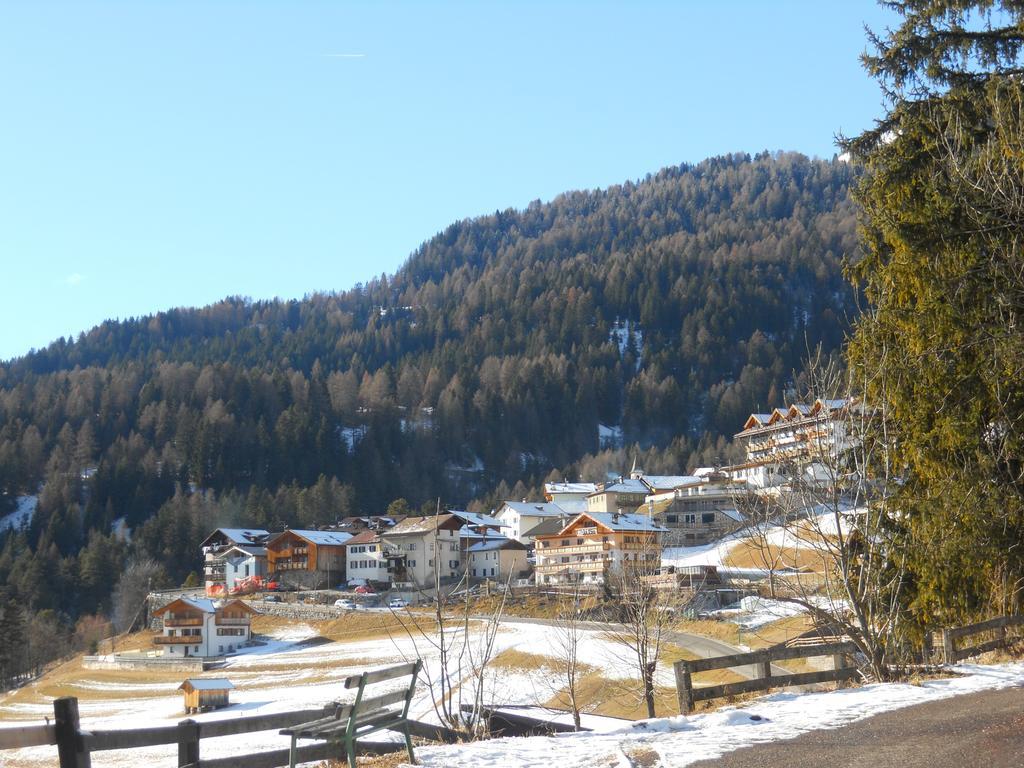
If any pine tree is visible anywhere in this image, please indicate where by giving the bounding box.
[845,1,1024,622]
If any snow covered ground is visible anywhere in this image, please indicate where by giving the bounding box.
[0,496,37,533]
[0,619,651,767]
[414,662,1024,768]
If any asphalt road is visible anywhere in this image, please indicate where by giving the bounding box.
[495,616,773,679]
[687,685,1024,768]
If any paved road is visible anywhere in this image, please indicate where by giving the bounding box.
[495,616,773,679]
[688,685,1024,768]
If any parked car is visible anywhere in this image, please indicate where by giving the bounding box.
[334,598,357,610]
[265,581,281,592]
[354,585,376,595]
[388,597,409,609]
[264,594,282,603]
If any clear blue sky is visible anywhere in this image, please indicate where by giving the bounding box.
[0,1,896,361]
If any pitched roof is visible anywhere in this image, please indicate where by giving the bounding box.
[154,597,217,615]
[521,517,568,538]
[543,482,598,495]
[598,479,649,495]
[448,510,503,528]
[641,475,702,491]
[345,530,381,546]
[385,514,461,536]
[200,528,270,549]
[500,501,568,518]
[467,538,527,553]
[585,512,667,532]
[222,545,267,558]
[270,529,353,547]
[179,678,234,691]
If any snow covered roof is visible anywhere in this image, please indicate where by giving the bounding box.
[284,529,353,546]
[552,499,588,514]
[448,510,503,528]
[641,475,702,491]
[386,514,461,536]
[222,545,267,558]
[155,597,217,615]
[201,528,270,548]
[501,501,569,518]
[467,538,526,553]
[585,512,667,532]
[597,479,649,495]
[179,678,234,691]
[544,482,598,495]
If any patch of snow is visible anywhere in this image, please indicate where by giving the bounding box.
[598,423,624,449]
[0,496,37,533]
[110,517,131,543]
[609,319,643,371]
[413,662,1024,768]
[337,425,368,452]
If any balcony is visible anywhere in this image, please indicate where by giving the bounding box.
[154,635,198,645]
[163,617,204,627]
[215,616,250,626]
[544,541,609,556]
[536,560,608,574]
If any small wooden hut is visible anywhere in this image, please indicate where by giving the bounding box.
[179,678,234,713]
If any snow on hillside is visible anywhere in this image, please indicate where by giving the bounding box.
[415,662,1024,768]
[0,496,37,533]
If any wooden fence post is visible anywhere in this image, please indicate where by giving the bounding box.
[759,650,772,691]
[54,697,91,768]
[674,660,694,715]
[832,653,847,689]
[942,628,956,665]
[177,719,200,768]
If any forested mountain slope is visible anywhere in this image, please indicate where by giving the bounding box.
[0,151,858,622]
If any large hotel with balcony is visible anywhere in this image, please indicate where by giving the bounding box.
[725,398,853,491]
[533,511,665,586]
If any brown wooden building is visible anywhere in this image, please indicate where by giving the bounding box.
[266,529,352,589]
[179,678,234,713]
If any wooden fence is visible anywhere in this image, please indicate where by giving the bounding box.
[673,641,859,714]
[0,696,456,768]
[941,615,1024,664]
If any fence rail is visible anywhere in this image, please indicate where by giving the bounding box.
[0,696,457,768]
[673,640,859,714]
[942,615,1024,664]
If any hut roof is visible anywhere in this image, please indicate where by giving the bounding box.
[179,678,234,691]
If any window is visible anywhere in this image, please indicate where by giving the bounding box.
[684,514,696,524]
[577,538,583,545]
[666,515,678,524]
[429,559,434,567]
[490,568,495,577]
[561,540,570,546]
[560,556,569,563]
[408,559,416,567]
[370,545,377,552]
[701,513,715,524]
[408,543,417,551]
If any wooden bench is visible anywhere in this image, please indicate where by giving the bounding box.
[281,660,422,768]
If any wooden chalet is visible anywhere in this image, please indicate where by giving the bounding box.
[266,529,352,589]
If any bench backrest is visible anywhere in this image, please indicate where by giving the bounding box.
[341,660,421,729]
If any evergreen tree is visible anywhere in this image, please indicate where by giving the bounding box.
[845,1,1024,622]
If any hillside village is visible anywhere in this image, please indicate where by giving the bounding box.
[190,398,849,611]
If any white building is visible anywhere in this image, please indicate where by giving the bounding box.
[465,537,528,581]
[152,597,256,658]
[495,501,574,542]
[382,514,465,587]
[726,398,853,491]
[345,530,389,585]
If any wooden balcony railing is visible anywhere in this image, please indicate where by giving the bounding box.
[154,636,198,645]
[162,617,204,627]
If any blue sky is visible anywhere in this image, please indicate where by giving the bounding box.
[0,1,896,361]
